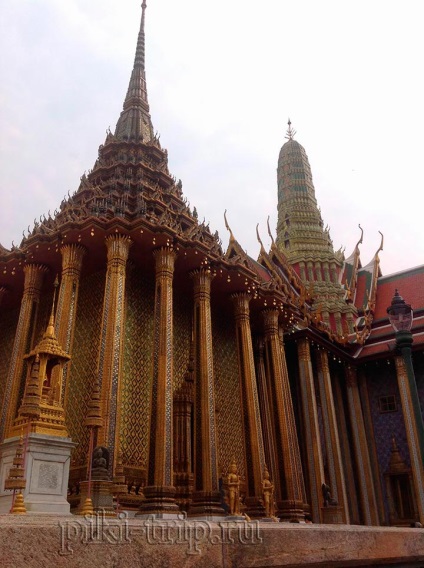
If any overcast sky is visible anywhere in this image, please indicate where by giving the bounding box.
[1,0,423,277]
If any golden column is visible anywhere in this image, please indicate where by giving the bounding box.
[315,349,349,523]
[140,246,179,515]
[189,268,224,516]
[55,244,86,405]
[96,234,132,471]
[297,337,325,523]
[332,375,361,523]
[232,292,266,517]
[255,337,279,497]
[345,365,379,525]
[394,355,424,524]
[0,263,48,441]
[262,308,306,521]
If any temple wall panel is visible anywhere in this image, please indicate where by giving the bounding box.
[66,270,105,468]
[0,307,20,419]
[364,362,409,519]
[172,286,192,391]
[413,353,424,419]
[120,269,155,467]
[32,291,52,346]
[212,304,245,479]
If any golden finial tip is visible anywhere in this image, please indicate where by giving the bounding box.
[285,118,296,141]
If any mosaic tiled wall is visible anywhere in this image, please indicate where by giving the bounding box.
[33,291,52,346]
[364,361,409,518]
[212,303,245,479]
[173,287,192,391]
[412,352,424,419]
[120,268,155,467]
[66,270,105,467]
[0,306,19,422]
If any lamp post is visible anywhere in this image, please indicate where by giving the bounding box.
[387,289,424,524]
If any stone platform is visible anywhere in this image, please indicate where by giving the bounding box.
[0,514,424,567]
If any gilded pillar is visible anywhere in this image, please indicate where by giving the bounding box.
[297,337,325,523]
[96,234,132,471]
[316,350,349,523]
[345,365,379,525]
[262,308,306,521]
[232,292,266,517]
[332,375,360,523]
[394,355,424,524]
[0,263,48,441]
[55,244,86,406]
[140,246,179,514]
[189,268,224,516]
[256,337,279,498]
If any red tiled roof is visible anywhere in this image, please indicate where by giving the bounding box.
[374,265,424,320]
[357,331,424,359]
[248,256,272,282]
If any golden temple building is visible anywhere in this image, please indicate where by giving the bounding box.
[1,2,424,528]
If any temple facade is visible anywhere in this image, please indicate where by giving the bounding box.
[1,3,423,526]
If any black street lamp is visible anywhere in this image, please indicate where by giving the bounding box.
[387,289,424,469]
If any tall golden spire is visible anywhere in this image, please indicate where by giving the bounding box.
[115,1,154,142]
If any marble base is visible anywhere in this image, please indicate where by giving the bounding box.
[0,434,75,515]
[1,516,424,567]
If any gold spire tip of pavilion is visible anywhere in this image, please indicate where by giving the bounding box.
[285,118,296,141]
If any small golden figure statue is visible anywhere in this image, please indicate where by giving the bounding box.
[262,465,277,520]
[226,459,241,516]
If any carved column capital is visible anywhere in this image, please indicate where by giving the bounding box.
[105,234,132,264]
[297,337,311,362]
[153,246,177,278]
[190,267,215,300]
[317,349,330,375]
[262,308,279,335]
[231,292,252,321]
[23,263,49,296]
[60,243,86,277]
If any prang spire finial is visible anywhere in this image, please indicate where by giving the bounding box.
[115,1,154,141]
[134,1,148,70]
[285,118,296,141]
